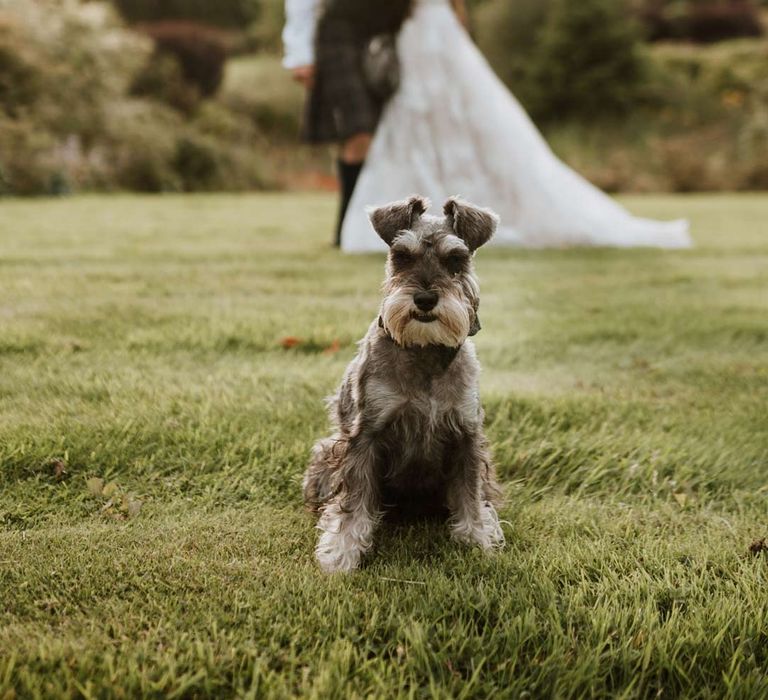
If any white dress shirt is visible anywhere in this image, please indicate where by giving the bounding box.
[282,0,322,69]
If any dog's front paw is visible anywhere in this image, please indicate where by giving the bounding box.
[314,502,377,573]
[479,502,505,550]
[451,502,505,551]
[315,530,362,573]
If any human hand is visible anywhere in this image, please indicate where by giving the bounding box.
[291,65,315,89]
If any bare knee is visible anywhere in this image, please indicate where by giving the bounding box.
[340,133,372,164]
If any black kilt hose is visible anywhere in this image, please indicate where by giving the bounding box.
[304,0,413,144]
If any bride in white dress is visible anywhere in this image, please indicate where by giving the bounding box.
[341,0,691,252]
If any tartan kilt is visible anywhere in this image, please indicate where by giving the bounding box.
[302,0,412,144]
[303,20,380,144]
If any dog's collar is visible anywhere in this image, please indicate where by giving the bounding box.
[377,315,462,364]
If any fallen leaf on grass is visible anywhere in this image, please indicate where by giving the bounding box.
[672,492,688,507]
[86,477,104,497]
[123,495,143,518]
[49,458,68,481]
[85,477,143,520]
[748,538,767,556]
[280,336,346,354]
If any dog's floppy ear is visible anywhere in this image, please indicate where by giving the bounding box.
[368,195,429,246]
[443,197,498,252]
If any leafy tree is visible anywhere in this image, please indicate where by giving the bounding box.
[532,0,648,120]
[111,0,262,28]
[474,0,552,115]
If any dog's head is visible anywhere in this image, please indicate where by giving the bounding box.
[369,195,498,349]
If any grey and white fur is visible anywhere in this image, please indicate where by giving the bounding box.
[304,195,505,573]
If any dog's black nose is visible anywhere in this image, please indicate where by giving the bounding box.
[413,290,439,312]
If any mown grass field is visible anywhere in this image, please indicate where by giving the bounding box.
[1,193,767,698]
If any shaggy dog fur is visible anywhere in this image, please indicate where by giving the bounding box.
[304,196,505,573]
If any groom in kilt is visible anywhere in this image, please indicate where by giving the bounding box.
[283,0,413,245]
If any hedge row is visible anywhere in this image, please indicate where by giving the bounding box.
[111,0,262,28]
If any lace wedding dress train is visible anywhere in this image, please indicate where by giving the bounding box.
[340,0,691,252]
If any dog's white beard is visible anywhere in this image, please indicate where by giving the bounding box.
[381,290,471,348]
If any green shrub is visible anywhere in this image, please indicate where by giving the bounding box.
[0,118,72,196]
[0,1,150,138]
[646,39,768,124]
[105,99,268,193]
[474,0,552,113]
[117,152,180,192]
[0,0,273,195]
[239,0,284,54]
[475,0,648,121]
[173,135,220,190]
[106,102,183,192]
[0,2,151,194]
[138,21,228,98]
[220,55,303,137]
[640,0,763,43]
[740,160,768,189]
[532,0,649,121]
[187,104,269,190]
[111,0,261,29]
[0,42,44,117]
[131,52,201,113]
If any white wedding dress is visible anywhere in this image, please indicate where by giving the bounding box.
[341,0,691,252]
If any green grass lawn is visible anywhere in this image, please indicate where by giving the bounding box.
[1,193,767,698]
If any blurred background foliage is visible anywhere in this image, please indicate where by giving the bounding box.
[0,0,767,195]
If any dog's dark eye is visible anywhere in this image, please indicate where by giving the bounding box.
[391,250,415,267]
[443,254,468,274]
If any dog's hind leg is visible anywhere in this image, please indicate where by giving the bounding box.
[303,436,345,513]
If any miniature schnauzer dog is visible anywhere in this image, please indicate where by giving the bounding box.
[304,195,505,573]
